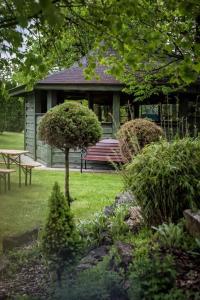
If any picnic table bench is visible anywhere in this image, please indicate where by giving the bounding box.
[81,139,124,172]
[0,149,41,190]
[0,168,16,192]
[20,162,41,185]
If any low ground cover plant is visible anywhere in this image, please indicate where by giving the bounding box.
[54,255,125,300]
[117,118,164,162]
[124,137,200,226]
[153,221,195,250]
[77,205,130,249]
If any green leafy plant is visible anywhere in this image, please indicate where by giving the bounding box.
[128,254,176,300]
[109,205,130,239]
[42,182,80,281]
[124,138,200,226]
[153,222,191,250]
[117,118,164,162]
[39,101,102,204]
[78,205,130,248]
[78,212,110,248]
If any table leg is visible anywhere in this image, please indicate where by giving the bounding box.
[5,174,7,192]
[19,156,21,187]
[29,169,32,185]
[7,156,10,191]
[25,167,27,186]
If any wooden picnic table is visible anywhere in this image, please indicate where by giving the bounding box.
[0,149,29,189]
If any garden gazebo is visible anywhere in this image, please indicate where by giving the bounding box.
[10,64,200,169]
[10,65,129,168]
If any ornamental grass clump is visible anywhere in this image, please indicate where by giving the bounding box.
[42,182,80,282]
[39,101,102,205]
[117,118,164,162]
[124,138,200,226]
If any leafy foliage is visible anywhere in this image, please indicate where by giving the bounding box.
[128,254,176,300]
[153,221,194,250]
[0,82,24,133]
[39,101,102,151]
[39,101,102,202]
[117,118,164,162]
[1,1,200,99]
[78,205,130,248]
[42,182,80,278]
[124,138,200,226]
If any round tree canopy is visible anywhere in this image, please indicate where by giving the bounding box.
[39,101,102,151]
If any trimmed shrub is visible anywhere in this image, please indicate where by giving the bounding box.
[42,182,80,280]
[39,101,102,204]
[124,138,200,226]
[117,118,164,162]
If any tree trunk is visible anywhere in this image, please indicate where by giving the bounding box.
[64,148,70,206]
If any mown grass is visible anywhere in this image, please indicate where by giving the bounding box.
[0,131,24,150]
[0,132,122,251]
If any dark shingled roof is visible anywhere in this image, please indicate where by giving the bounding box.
[39,65,122,85]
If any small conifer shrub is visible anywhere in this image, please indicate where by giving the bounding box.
[42,182,80,281]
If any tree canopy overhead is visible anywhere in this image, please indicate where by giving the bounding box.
[1,0,200,98]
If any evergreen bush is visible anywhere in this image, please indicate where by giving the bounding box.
[42,182,80,280]
[124,138,200,226]
[117,118,164,162]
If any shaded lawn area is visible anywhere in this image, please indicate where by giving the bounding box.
[0,169,122,252]
[0,131,24,149]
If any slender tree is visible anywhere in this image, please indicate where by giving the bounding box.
[38,101,102,205]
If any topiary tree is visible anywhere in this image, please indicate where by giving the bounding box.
[39,101,102,205]
[124,138,200,226]
[117,118,164,162]
[42,182,80,282]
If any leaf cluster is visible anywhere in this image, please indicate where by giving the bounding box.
[124,137,200,226]
[117,118,164,162]
[128,254,177,300]
[39,101,102,151]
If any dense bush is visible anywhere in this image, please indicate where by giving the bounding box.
[128,254,176,300]
[117,118,164,162]
[39,101,102,203]
[42,182,80,280]
[0,86,24,133]
[124,138,200,226]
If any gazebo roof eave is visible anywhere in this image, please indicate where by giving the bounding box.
[9,82,125,97]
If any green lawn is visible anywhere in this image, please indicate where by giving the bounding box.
[0,131,24,149]
[0,132,122,251]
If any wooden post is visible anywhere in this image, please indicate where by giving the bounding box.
[46,91,57,167]
[88,93,94,110]
[112,92,120,137]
